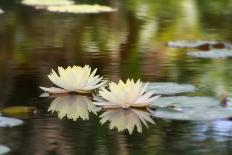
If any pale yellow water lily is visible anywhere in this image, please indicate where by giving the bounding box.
[93,79,160,108]
[21,0,74,7]
[40,65,107,94]
[100,108,155,134]
[48,95,101,120]
[46,4,117,14]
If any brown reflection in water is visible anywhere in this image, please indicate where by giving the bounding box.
[29,120,73,155]
[117,134,129,155]
[141,45,165,81]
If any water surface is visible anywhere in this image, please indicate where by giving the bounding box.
[1,0,232,154]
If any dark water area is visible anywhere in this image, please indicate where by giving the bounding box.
[1,0,232,154]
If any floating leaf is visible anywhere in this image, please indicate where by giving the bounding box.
[0,116,23,127]
[147,82,196,95]
[0,145,10,154]
[167,40,232,49]
[167,40,218,48]
[151,96,219,108]
[1,106,36,115]
[187,50,232,59]
[21,0,74,7]
[150,96,232,120]
[46,4,117,14]
[151,107,232,121]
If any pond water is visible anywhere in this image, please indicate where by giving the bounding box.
[1,0,232,154]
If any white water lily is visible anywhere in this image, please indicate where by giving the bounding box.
[46,4,117,14]
[48,95,101,120]
[100,108,155,134]
[21,0,74,7]
[94,79,160,108]
[40,65,107,94]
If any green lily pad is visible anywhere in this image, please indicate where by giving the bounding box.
[0,145,10,154]
[147,82,196,95]
[1,106,36,115]
[46,4,117,14]
[188,50,232,59]
[0,116,23,127]
[167,40,218,48]
[150,96,232,121]
[167,40,232,49]
[151,96,219,108]
[152,107,232,121]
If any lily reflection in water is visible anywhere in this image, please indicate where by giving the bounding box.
[100,108,155,134]
[48,95,101,121]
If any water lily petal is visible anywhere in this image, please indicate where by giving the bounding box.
[40,86,69,94]
[41,65,105,94]
[48,95,100,121]
[100,108,155,134]
[96,79,159,108]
